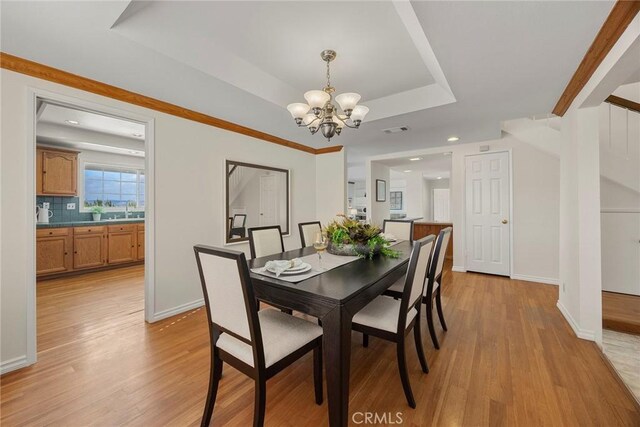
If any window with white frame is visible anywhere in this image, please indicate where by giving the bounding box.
[390,191,403,210]
[83,164,145,210]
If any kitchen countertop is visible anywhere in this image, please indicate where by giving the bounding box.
[414,221,453,226]
[37,219,144,228]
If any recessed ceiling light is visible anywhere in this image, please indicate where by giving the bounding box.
[132,133,143,138]
[409,157,422,161]
[403,170,412,173]
[65,120,80,125]
[437,176,443,180]
[447,136,459,142]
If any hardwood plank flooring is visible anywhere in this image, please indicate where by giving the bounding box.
[603,291,640,335]
[1,265,639,426]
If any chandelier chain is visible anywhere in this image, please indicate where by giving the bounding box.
[326,59,331,89]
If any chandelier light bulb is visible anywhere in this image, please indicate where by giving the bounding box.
[304,90,330,110]
[350,105,369,125]
[335,93,361,115]
[287,103,310,120]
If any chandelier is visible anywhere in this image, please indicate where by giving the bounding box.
[287,50,369,142]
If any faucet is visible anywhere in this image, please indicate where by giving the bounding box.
[125,204,130,219]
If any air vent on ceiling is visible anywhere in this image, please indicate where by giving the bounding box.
[382,126,410,134]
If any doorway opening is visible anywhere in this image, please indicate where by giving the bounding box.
[29,93,154,365]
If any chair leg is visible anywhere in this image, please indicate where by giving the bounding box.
[435,289,448,331]
[201,351,223,427]
[426,299,440,350]
[396,339,416,409]
[253,377,266,427]
[413,315,429,374]
[313,344,323,405]
[362,333,369,348]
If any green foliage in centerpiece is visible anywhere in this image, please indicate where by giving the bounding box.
[324,216,400,259]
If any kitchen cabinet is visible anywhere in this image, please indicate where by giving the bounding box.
[36,228,73,275]
[73,226,107,270]
[107,224,137,264]
[136,224,145,260]
[413,222,453,260]
[36,146,78,196]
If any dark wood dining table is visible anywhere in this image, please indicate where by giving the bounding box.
[248,241,412,427]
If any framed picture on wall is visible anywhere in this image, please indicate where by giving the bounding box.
[376,179,386,202]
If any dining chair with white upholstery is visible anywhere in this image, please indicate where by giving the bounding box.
[352,235,435,408]
[194,245,323,427]
[248,225,285,259]
[382,219,415,241]
[385,227,452,349]
[298,221,322,248]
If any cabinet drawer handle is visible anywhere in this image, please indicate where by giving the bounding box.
[74,251,77,254]
[64,252,68,255]
[88,229,91,232]
[49,231,53,235]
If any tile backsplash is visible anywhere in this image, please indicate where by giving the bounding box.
[36,196,145,223]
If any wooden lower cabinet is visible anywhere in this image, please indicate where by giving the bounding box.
[73,226,107,270]
[137,224,145,260]
[108,224,137,264]
[413,222,453,259]
[37,222,144,278]
[36,228,73,275]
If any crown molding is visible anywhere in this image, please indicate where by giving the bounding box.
[605,94,640,113]
[1,52,341,155]
[552,1,640,116]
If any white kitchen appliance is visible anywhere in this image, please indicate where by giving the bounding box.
[36,206,54,223]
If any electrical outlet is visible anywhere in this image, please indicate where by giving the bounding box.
[66,203,76,210]
[42,202,50,209]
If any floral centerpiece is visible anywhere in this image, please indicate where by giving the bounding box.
[324,216,400,259]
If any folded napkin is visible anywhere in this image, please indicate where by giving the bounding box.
[263,258,303,277]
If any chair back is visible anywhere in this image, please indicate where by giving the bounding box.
[248,225,285,259]
[397,235,435,332]
[383,219,414,241]
[432,227,452,282]
[194,245,260,343]
[298,221,322,248]
[233,214,247,227]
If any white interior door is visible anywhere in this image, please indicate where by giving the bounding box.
[433,189,450,222]
[259,174,277,226]
[601,212,640,295]
[465,152,511,276]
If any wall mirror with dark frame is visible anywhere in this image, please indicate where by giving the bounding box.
[226,160,290,244]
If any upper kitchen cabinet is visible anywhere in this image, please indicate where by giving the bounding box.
[36,146,79,196]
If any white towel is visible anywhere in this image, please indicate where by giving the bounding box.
[263,258,303,277]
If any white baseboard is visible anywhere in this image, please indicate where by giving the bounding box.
[556,301,596,341]
[1,355,29,375]
[150,298,204,323]
[511,274,559,286]
[451,265,466,273]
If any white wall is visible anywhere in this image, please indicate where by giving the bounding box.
[367,133,560,283]
[367,161,390,226]
[0,69,345,372]
[315,150,347,225]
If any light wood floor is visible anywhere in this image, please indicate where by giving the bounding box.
[603,291,640,335]
[2,265,639,426]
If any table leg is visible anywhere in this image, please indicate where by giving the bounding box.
[322,306,352,427]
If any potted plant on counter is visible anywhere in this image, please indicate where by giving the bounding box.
[325,216,400,259]
[90,205,105,221]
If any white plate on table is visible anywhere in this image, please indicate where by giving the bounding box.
[266,263,312,275]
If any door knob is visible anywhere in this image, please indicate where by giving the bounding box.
[502,219,508,224]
